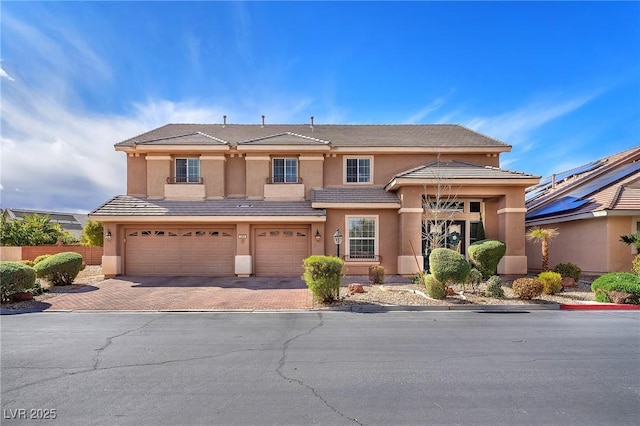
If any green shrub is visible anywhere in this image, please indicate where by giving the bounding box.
[553,262,582,281]
[424,274,446,300]
[368,265,385,284]
[632,255,640,276]
[302,255,343,303]
[429,248,471,284]
[0,261,36,302]
[591,272,640,304]
[19,260,35,267]
[538,271,563,295]
[485,275,504,298]
[467,239,506,279]
[33,254,52,265]
[512,277,543,300]
[465,268,483,290]
[33,252,85,286]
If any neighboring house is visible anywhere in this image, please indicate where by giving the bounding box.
[90,121,539,278]
[2,208,88,240]
[525,146,640,275]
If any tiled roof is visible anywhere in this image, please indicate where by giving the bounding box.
[132,132,228,145]
[116,124,511,149]
[238,132,330,146]
[391,161,538,180]
[311,187,400,204]
[90,196,326,217]
[526,146,640,221]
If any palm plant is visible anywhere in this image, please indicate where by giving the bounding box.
[619,232,640,250]
[526,226,559,271]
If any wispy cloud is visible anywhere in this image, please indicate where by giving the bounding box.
[0,64,14,81]
[404,89,456,124]
[463,92,602,148]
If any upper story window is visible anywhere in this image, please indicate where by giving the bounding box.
[175,158,200,183]
[273,158,298,183]
[345,157,372,184]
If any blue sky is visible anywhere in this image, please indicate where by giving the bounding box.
[1,1,639,213]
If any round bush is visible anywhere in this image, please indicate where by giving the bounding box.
[424,274,446,300]
[0,261,36,302]
[302,255,343,303]
[468,239,506,279]
[553,262,582,281]
[538,271,563,295]
[485,275,504,298]
[466,268,483,286]
[34,252,85,286]
[632,255,640,276]
[591,272,640,304]
[512,277,543,300]
[429,248,471,284]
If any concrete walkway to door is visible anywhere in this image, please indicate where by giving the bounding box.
[35,276,315,311]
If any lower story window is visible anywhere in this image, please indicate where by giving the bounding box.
[348,217,376,259]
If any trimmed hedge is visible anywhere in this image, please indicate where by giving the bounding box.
[429,248,471,284]
[368,265,385,284]
[468,239,506,279]
[33,252,85,286]
[553,262,582,282]
[424,274,446,300]
[512,277,543,300]
[591,272,640,304]
[302,255,343,303]
[0,261,36,302]
[538,271,563,295]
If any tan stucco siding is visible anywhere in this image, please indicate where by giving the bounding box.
[127,155,147,196]
[201,156,225,199]
[146,156,171,198]
[299,156,324,199]
[245,156,269,199]
[226,156,246,197]
[526,220,604,274]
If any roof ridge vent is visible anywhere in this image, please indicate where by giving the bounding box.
[223,115,227,127]
[261,115,265,128]
[310,116,314,132]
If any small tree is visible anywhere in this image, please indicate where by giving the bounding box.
[80,221,104,246]
[1,214,74,246]
[526,226,559,271]
[620,232,640,250]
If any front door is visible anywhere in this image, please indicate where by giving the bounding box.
[422,220,466,270]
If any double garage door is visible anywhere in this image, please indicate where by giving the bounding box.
[125,226,310,277]
[125,228,235,276]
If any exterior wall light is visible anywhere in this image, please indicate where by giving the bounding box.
[105,230,112,241]
[315,229,321,242]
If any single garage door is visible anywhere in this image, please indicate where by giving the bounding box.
[125,228,235,276]
[255,228,309,276]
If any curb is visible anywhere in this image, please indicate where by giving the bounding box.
[560,303,640,311]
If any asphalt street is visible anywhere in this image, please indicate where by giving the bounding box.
[1,310,639,425]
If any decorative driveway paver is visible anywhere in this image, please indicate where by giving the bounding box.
[40,276,314,311]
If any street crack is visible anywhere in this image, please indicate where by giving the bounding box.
[276,312,363,425]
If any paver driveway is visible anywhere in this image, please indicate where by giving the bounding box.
[36,276,314,311]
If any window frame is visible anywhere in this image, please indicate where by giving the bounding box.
[272,158,299,183]
[345,215,378,260]
[175,158,201,183]
[344,156,373,184]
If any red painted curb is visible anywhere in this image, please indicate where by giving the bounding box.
[560,304,640,311]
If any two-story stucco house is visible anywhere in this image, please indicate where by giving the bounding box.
[90,120,539,278]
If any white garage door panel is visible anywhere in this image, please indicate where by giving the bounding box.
[255,228,309,276]
[125,228,234,276]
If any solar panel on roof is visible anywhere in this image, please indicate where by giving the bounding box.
[526,196,590,219]
[570,161,640,199]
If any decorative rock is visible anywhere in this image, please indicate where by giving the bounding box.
[348,284,365,294]
[561,277,576,288]
[607,290,632,304]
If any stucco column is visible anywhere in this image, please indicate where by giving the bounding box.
[299,155,324,200]
[102,223,122,277]
[245,155,270,199]
[235,223,252,277]
[201,155,226,199]
[497,191,528,275]
[397,187,424,275]
[146,155,171,199]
